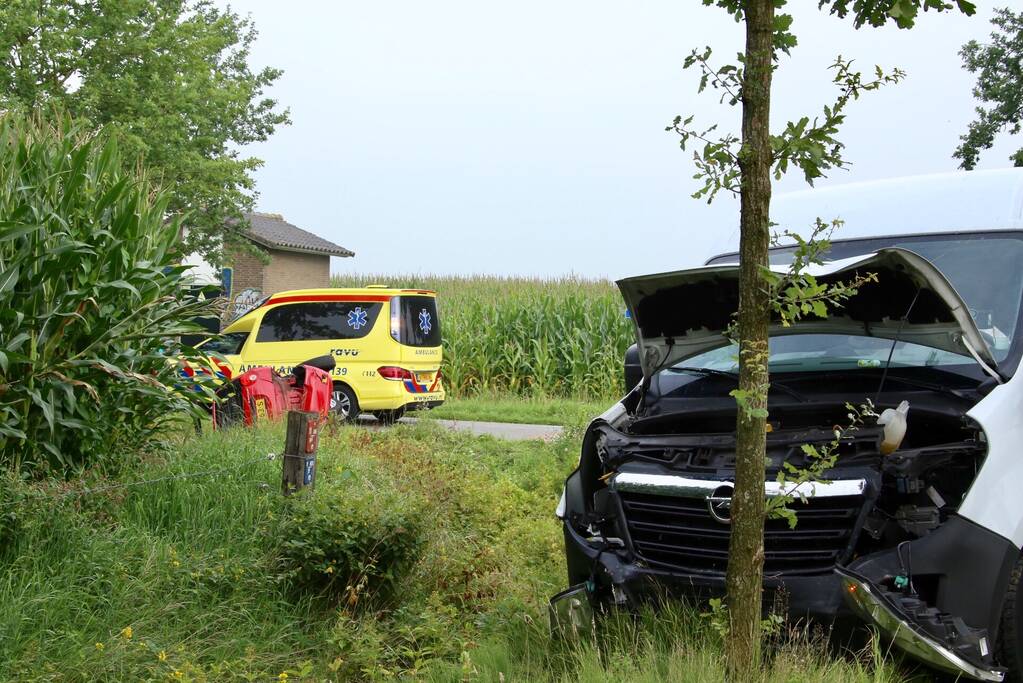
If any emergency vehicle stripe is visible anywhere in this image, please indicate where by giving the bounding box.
[263,294,391,306]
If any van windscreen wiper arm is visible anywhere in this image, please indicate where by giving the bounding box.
[667,367,807,403]
[666,366,738,380]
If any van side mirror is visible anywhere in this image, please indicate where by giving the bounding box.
[624,344,642,391]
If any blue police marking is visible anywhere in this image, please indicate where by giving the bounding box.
[303,457,315,485]
[418,308,432,335]
[347,306,368,330]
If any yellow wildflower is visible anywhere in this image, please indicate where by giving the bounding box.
[120,626,133,640]
[94,642,104,651]
[279,673,289,681]
[172,560,180,567]
[174,671,183,680]
[325,565,334,574]
[158,650,167,662]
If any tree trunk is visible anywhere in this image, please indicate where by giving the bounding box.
[725,1,774,681]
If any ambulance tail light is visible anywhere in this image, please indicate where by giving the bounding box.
[377,366,413,381]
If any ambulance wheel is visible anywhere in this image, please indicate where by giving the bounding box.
[331,384,358,421]
[372,408,405,425]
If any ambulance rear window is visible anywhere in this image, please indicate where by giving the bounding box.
[256,302,383,342]
[392,296,441,347]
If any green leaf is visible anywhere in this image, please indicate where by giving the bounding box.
[778,506,798,530]
[27,388,55,435]
[0,223,44,242]
[0,264,18,295]
[105,280,140,297]
[4,332,30,353]
[0,423,27,440]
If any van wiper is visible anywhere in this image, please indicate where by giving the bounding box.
[667,366,738,380]
[874,373,976,401]
[667,367,808,402]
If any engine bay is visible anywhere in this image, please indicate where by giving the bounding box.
[584,399,988,566]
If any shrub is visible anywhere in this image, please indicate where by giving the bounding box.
[0,112,218,474]
[275,482,423,608]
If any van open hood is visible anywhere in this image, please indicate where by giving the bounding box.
[617,248,1000,381]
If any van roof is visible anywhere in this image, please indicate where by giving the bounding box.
[707,168,1023,263]
[261,287,436,302]
[772,168,1023,240]
[223,287,436,331]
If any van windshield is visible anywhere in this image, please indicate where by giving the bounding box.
[669,334,973,376]
[699,231,1023,375]
[200,332,248,356]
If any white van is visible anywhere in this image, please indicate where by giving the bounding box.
[555,170,1023,681]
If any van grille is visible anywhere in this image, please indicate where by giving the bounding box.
[619,491,867,577]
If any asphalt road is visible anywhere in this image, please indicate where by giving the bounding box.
[358,415,564,441]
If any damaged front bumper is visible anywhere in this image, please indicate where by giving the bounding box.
[558,521,849,618]
[555,516,1014,682]
[837,567,1005,682]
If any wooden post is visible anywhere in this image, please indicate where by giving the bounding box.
[282,410,320,496]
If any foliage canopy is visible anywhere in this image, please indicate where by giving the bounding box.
[955,8,1023,169]
[0,0,289,262]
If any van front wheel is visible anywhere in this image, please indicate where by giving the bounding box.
[331,384,359,421]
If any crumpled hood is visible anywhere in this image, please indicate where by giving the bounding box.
[617,248,999,380]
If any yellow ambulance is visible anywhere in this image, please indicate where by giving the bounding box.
[204,287,444,423]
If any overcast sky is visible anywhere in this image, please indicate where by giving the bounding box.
[232,2,1020,279]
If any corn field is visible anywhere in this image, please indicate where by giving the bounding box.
[331,274,633,399]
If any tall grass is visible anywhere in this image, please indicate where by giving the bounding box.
[330,274,633,399]
[0,111,217,474]
[0,421,917,681]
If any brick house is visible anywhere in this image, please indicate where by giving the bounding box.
[224,212,354,319]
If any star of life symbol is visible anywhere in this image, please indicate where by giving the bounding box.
[347,306,368,330]
[418,308,432,335]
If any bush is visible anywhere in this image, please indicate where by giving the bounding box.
[276,482,423,608]
[0,112,218,474]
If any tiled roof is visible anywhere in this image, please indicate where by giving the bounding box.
[242,212,354,257]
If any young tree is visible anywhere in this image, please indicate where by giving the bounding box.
[955,7,1023,169]
[0,0,290,262]
[675,1,975,679]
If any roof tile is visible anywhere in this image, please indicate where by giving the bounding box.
[242,212,354,257]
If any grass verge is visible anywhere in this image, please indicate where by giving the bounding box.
[0,419,918,681]
[423,394,608,428]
